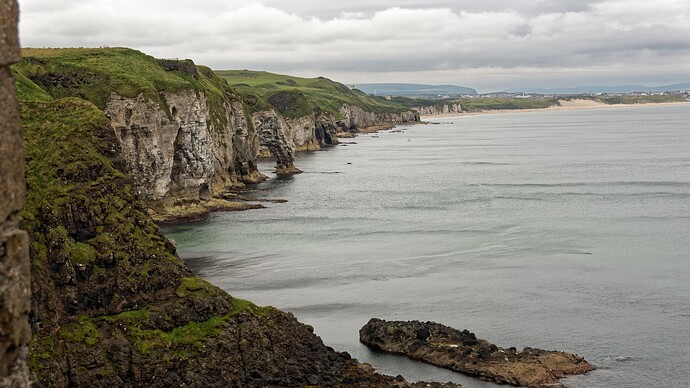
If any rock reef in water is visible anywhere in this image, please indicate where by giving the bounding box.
[360,319,595,388]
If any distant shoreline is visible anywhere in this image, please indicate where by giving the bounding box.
[420,99,690,120]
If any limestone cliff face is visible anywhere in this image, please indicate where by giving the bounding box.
[416,103,463,116]
[339,104,420,131]
[105,90,262,202]
[252,110,301,174]
[0,0,31,386]
[286,112,340,151]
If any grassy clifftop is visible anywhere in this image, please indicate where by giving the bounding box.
[14,48,245,132]
[217,69,419,119]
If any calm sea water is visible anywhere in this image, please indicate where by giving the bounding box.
[164,105,690,387]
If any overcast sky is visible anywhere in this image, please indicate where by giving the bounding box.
[18,0,690,92]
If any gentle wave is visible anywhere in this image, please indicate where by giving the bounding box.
[473,181,690,188]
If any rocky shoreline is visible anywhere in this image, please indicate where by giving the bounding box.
[360,319,595,388]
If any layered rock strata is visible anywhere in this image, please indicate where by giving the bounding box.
[286,111,340,151]
[360,319,595,388]
[105,90,263,202]
[252,110,302,174]
[0,0,31,385]
[416,103,463,116]
[340,104,420,131]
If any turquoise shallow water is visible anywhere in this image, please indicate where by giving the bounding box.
[164,104,690,387]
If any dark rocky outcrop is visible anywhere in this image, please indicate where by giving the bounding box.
[0,0,31,387]
[360,319,595,388]
[1,0,31,386]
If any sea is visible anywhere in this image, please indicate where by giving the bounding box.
[164,104,690,387]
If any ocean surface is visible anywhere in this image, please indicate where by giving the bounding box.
[164,104,690,387]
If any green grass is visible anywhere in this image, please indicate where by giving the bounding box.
[16,48,192,110]
[216,70,415,119]
[13,48,244,134]
[591,95,684,104]
[88,298,273,356]
[176,277,225,299]
[58,317,100,346]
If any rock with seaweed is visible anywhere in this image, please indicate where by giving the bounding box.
[360,319,595,388]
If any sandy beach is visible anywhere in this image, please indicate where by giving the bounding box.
[421,99,690,120]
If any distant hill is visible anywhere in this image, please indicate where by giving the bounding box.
[507,83,690,95]
[355,83,478,97]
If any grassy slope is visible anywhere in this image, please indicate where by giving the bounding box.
[17,48,191,109]
[216,70,418,119]
[14,48,247,133]
[456,97,561,112]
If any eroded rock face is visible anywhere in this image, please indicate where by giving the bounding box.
[253,110,301,174]
[0,0,31,385]
[360,319,595,388]
[339,104,420,131]
[417,103,463,116]
[105,90,262,202]
[286,112,340,151]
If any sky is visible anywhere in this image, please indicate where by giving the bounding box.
[18,0,690,92]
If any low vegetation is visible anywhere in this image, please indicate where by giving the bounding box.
[457,97,560,112]
[216,70,418,119]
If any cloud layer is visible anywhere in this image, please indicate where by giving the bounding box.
[19,0,690,91]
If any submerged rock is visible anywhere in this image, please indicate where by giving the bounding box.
[360,319,595,388]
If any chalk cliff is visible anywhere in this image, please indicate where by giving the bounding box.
[252,110,301,174]
[339,104,420,130]
[105,90,263,201]
[286,111,340,151]
[14,50,267,220]
[416,103,463,116]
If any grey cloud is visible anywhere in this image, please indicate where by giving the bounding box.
[18,0,690,91]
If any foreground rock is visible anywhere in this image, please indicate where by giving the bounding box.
[360,319,595,388]
[1,1,31,385]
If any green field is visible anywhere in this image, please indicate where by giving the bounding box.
[215,70,416,119]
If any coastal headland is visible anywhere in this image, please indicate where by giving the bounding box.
[9,45,679,386]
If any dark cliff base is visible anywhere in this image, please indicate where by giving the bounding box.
[1,0,31,385]
[360,319,595,388]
